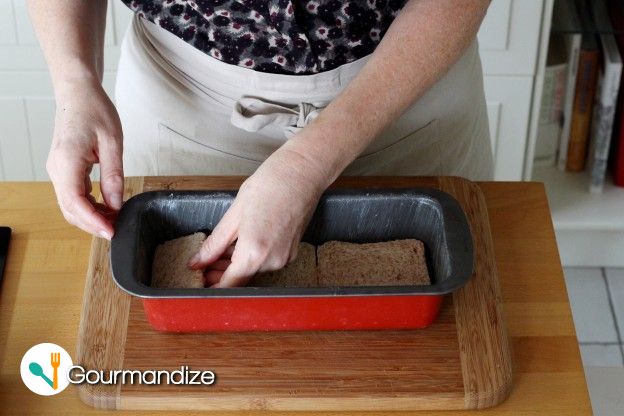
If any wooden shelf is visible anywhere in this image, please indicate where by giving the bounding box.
[533,165,624,230]
[532,165,624,266]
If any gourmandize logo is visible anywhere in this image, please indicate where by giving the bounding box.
[20,343,73,396]
[29,352,61,390]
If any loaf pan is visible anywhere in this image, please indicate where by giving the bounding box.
[110,188,473,332]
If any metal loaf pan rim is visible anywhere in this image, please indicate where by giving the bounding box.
[110,188,474,298]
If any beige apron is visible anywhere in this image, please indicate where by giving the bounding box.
[116,16,493,180]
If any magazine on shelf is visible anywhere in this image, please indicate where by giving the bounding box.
[587,0,622,192]
[553,0,583,170]
[535,33,568,167]
[565,33,600,172]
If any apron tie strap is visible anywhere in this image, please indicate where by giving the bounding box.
[230,96,324,139]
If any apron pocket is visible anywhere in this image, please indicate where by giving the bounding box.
[345,119,441,175]
[157,123,262,176]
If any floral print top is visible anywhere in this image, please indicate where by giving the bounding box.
[120,0,407,74]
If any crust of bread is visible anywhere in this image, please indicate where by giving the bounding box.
[249,242,318,287]
[317,239,430,286]
[152,236,429,289]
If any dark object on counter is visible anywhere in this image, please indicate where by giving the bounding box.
[0,227,11,290]
[110,189,473,332]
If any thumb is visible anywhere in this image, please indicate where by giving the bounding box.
[98,135,124,211]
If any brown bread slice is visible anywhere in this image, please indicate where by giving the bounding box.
[317,239,430,286]
[151,232,207,288]
[248,242,318,287]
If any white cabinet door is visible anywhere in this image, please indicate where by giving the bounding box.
[478,0,544,76]
[483,75,534,180]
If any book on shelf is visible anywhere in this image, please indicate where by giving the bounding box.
[613,132,624,185]
[535,33,568,167]
[607,0,624,187]
[566,8,600,172]
[553,0,583,171]
[586,0,622,192]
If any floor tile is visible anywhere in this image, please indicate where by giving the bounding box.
[579,344,623,367]
[563,267,618,343]
[585,367,624,416]
[605,268,624,337]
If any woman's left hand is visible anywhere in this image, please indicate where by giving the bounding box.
[188,144,330,287]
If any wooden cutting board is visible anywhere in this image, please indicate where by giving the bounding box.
[76,176,512,411]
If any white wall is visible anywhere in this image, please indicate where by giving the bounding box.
[0,0,132,180]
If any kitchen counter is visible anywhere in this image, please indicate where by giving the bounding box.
[0,180,591,415]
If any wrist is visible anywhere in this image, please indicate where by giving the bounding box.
[52,61,102,101]
[276,140,336,194]
[284,123,363,187]
[54,77,103,105]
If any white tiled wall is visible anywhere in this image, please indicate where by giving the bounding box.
[0,0,132,181]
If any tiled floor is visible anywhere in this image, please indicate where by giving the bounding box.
[564,267,624,363]
[563,267,624,415]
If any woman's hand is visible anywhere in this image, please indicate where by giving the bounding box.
[47,79,124,239]
[189,143,331,287]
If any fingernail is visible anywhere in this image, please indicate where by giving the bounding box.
[99,230,112,240]
[111,194,122,210]
[188,253,201,267]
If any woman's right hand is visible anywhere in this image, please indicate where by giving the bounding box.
[47,79,124,239]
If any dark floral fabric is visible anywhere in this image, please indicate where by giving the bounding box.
[120,0,406,74]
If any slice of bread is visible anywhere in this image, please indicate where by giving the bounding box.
[317,239,430,286]
[248,242,318,287]
[151,232,207,288]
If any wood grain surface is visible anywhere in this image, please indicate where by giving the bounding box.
[75,177,144,409]
[74,176,511,411]
[439,177,512,409]
[0,178,592,415]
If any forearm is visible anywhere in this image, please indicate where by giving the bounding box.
[27,0,108,96]
[284,0,490,186]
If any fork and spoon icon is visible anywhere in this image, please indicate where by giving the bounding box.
[28,352,61,389]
